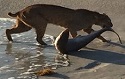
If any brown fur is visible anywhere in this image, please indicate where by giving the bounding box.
[6,4,113,45]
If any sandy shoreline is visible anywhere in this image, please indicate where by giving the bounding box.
[0,0,125,79]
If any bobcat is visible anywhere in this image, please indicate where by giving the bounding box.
[6,4,113,45]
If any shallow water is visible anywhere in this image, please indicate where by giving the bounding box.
[0,18,68,79]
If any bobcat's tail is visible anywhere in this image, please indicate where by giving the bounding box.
[8,12,19,17]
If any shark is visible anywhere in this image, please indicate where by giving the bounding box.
[54,27,122,54]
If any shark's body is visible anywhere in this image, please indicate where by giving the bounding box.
[55,28,112,54]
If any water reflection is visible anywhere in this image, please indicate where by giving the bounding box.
[5,43,12,54]
[1,42,46,78]
[2,42,70,79]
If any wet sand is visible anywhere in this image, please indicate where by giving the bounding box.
[0,0,125,79]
